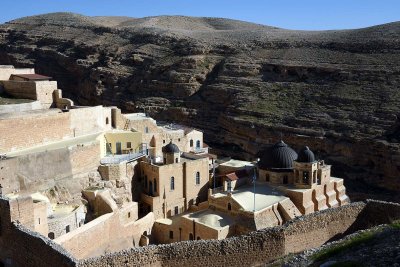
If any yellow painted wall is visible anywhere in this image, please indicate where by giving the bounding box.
[103,131,143,155]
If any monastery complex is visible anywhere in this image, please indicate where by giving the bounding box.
[0,66,349,264]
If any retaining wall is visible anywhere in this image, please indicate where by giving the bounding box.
[1,199,400,266]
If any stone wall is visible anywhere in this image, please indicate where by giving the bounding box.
[0,100,42,114]
[1,199,400,266]
[55,211,155,260]
[0,66,35,80]
[1,80,57,108]
[0,110,71,153]
[0,197,77,267]
[0,142,100,197]
[77,200,400,267]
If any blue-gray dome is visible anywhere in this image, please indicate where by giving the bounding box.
[297,146,316,163]
[162,141,180,153]
[259,140,298,170]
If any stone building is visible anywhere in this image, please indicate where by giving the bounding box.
[139,141,210,219]
[152,140,349,243]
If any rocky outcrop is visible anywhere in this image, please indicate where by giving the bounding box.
[1,13,400,199]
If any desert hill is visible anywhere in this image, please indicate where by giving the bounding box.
[1,13,400,200]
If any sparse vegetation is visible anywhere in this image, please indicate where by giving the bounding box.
[311,230,378,262]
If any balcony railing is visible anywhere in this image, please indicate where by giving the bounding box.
[100,152,145,165]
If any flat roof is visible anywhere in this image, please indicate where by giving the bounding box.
[213,182,287,212]
[11,74,52,81]
[183,209,233,230]
[219,159,254,168]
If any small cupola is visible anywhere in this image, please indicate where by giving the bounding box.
[297,146,316,163]
[162,141,180,164]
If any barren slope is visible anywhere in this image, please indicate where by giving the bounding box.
[1,13,400,199]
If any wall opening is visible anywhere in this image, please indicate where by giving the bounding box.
[169,231,173,239]
[66,225,70,233]
[48,232,55,239]
[228,203,232,211]
[106,117,109,125]
[189,233,194,240]
[283,175,288,184]
[174,206,179,215]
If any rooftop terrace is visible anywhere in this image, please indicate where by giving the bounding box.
[213,182,287,212]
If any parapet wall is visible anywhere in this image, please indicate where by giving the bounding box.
[1,80,57,108]
[0,100,42,114]
[1,200,400,267]
[79,200,400,267]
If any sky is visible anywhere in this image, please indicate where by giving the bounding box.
[0,0,399,30]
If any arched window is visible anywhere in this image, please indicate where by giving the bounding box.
[228,203,232,211]
[197,236,201,240]
[170,177,175,190]
[190,139,193,147]
[195,172,200,185]
[196,140,201,149]
[175,158,178,163]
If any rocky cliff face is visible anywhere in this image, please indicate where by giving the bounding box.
[1,13,400,199]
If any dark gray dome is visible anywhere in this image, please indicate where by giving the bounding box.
[259,140,298,170]
[162,141,180,153]
[297,146,316,163]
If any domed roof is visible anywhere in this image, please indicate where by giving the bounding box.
[297,146,316,163]
[259,140,298,170]
[162,141,180,153]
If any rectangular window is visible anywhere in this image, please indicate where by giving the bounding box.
[169,231,173,239]
[174,206,179,215]
[170,177,175,190]
[163,140,166,144]
[128,212,131,218]
[127,142,132,148]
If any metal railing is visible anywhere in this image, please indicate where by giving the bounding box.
[100,152,145,165]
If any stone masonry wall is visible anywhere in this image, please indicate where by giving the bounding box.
[1,200,400,266]
[0,110,72,153]
[0,197,77,267]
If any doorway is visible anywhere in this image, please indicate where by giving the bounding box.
[116,142,122,154]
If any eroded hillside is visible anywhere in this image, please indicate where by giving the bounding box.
[1,13,400,199]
